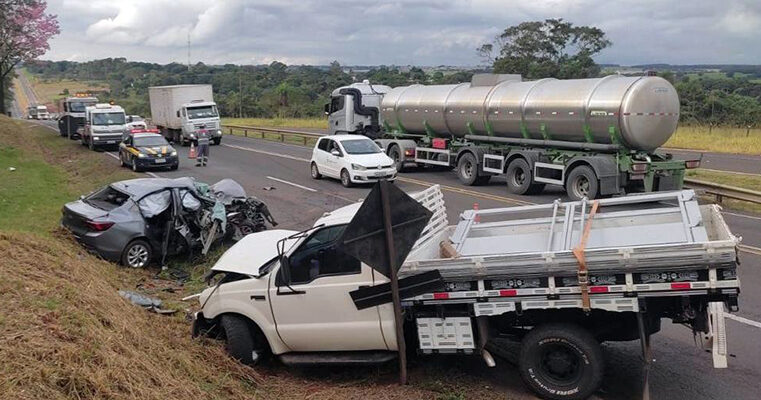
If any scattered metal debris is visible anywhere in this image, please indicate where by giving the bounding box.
[118,290,177,314]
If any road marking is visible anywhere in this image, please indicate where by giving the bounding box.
[738,244,761,256]
[724,313,761,330]
[398,176,535,206]
[105,151,119,160]
[698,168,761,177]
[722,211,761,221]
[223,143,310,163]
[266,176,317,192]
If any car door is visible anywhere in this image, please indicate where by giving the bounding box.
[325,139,343,178]
[268,224,388,351]
[313,138,329,174]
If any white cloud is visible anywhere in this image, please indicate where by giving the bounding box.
[41,0,761,65]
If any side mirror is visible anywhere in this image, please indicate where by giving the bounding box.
[176,110,180,118]
[324,103,330,115]
[330,149,340,157]
[278,255,291,286]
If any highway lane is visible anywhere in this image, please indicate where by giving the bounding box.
[32,120,761,399]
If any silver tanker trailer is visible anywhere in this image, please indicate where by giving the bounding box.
[326,74,700,200]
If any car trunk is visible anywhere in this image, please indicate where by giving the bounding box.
[62,200,110,237]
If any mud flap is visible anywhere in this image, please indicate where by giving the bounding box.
[707,301,728,368]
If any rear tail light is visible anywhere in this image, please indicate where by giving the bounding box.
[631,162,648,172]
[404,149,415,157]
[685,160,700,169]
[86,220,114,231]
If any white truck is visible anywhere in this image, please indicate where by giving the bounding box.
[190,187,740,400]
[148,84,222,146]
[80,103,127,150]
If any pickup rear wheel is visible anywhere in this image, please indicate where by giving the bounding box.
[221,315,271,366]
[519,323,604,400]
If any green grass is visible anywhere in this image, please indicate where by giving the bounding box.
[222,117,326,130]
[665,125,761,154]
[687,168,761,214]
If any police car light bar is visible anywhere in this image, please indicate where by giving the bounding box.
[130,129,160,134]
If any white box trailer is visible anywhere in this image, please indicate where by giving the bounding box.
[148,84,222,146]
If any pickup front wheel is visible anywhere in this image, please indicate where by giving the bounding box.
[221,315,271,366]
[518,323,604,400]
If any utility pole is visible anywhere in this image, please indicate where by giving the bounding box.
[187,32,191,71]
[239,72,243,118]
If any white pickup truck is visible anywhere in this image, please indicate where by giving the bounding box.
[190,187,740,399]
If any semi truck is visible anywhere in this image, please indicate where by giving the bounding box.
[148,84,222,146]
[27,104,50,120]
[191,186,740,399]
[327,74,699,201]
[58,94,99,138]
[80,103,127,150]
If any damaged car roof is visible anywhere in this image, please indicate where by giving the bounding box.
[112,177,200,199]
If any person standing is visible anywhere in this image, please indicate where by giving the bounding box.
[196,129,210,167]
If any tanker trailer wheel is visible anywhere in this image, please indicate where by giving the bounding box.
[388,145,405,172]
[565,165,599,201]
[518,323,604,400]
[457,153,490,186]
[506,158,544,195]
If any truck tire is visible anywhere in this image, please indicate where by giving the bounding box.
[310,162,322,179]
[519,323,604,400]
[506,158,544,195]
[388,145,405,172]
[565,165,599,201]
[213,137,221,145]
[457,153,490,186]
[221,315,270,366]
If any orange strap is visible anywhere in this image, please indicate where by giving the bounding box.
[573,200,599,311]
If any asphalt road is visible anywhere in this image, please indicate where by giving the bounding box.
[34,120,761,399]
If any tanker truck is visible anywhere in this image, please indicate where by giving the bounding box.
[326,74,699,200]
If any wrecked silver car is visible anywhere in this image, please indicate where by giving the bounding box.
[61,177,276,268]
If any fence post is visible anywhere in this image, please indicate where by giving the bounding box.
[303,135,307,145]
[280,133,284,142]
[229,127,233,135]
[244,129,248,137]
[747,126,751,137]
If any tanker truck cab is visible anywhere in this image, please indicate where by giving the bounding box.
[58,94,98,138]
[327,80,391,137]
[81,103,126,150]
[179,100,222,144]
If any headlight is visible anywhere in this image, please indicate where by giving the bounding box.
[351,163,367,170]
[93,136,100,140]
[170,151,177,156]
[217,130,222,135]
[137,153,147,158]
[190,134,196,139]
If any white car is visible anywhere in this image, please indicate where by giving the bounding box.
[310,135,396,187]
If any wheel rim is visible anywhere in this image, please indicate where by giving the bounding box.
[311,164,318,177]
[342,172,349,185]
[573,176,590,198]
[460,160,474,179]
[126,244,149,268]
[511,167,526,187]
[539,343,583,386]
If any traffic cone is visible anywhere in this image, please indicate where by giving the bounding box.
[473,202,480,223]
[188,141,197,159]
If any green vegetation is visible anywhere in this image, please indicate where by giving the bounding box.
[687,168,761,214]
[666,125,761,154]
[222,117,325,129]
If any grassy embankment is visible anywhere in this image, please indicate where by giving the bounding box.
[0,116,508,399]
[22,68,109,109]
[665,125,761,154]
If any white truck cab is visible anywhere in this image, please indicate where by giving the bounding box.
[327,80,391,137]
[82,103,126,150]
[192,188,740,400]
[148,85,222,146]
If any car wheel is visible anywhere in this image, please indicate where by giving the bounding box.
[388,145,405,172]
[213,137,221,145]
[340,169,353,188]
[121,239,152,268]
[310,162,322,179]
[506,158,544,195]
[170,163,178,171]
[565,165,599,201]
[221,315,271,366]
[132,158,142,172]
[119,153,126,167]
[519,323,604,400]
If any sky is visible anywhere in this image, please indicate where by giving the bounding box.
[41,0,761,66]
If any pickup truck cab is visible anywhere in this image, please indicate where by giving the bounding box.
[192,187,740,400]
[82,103,126,150]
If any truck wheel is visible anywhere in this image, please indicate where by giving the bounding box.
[121,239,152,268]
[340,169,353,188]
[506,158,543,195]
[519,323,604,400]
[457,153,478,185]
[310,162,322,179]
[221,315,271,366]
[388,145,405,172]
[565,165,599,201]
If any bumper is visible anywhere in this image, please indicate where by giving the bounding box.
[62,222,124,262]
[91,135,123,146]
[350,168,397,183]
[134,155,179,169]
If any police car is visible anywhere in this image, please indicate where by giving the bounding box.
[119,129,179,172]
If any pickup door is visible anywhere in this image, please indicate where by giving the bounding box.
[268,224,389,351]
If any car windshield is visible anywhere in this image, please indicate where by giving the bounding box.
[70,101,96,112]
[92,112,125,125]
[134,136,168,147]
[85,186,130,211]
[187,105,218,119]
[341,139,381,155]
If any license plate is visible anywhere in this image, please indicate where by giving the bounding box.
[374,171,385,177]
[154,158,166,164]
[107,140,116,144]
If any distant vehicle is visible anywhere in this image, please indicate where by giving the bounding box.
[310,134,396,187]
[36,105,50,120]
[327,74,700,201]
[148,84,222,146]
[81,103,126,150]
[58,94,98,138]
[26,106,37,119]
[61,177,276,268]
[118,129,179,172]
[124,115,147,135]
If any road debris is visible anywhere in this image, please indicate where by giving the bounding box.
[118,290,177,314]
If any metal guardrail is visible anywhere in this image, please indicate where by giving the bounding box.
[684,178,761,205]
[222,124,323,145]
[221,124,761,206]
